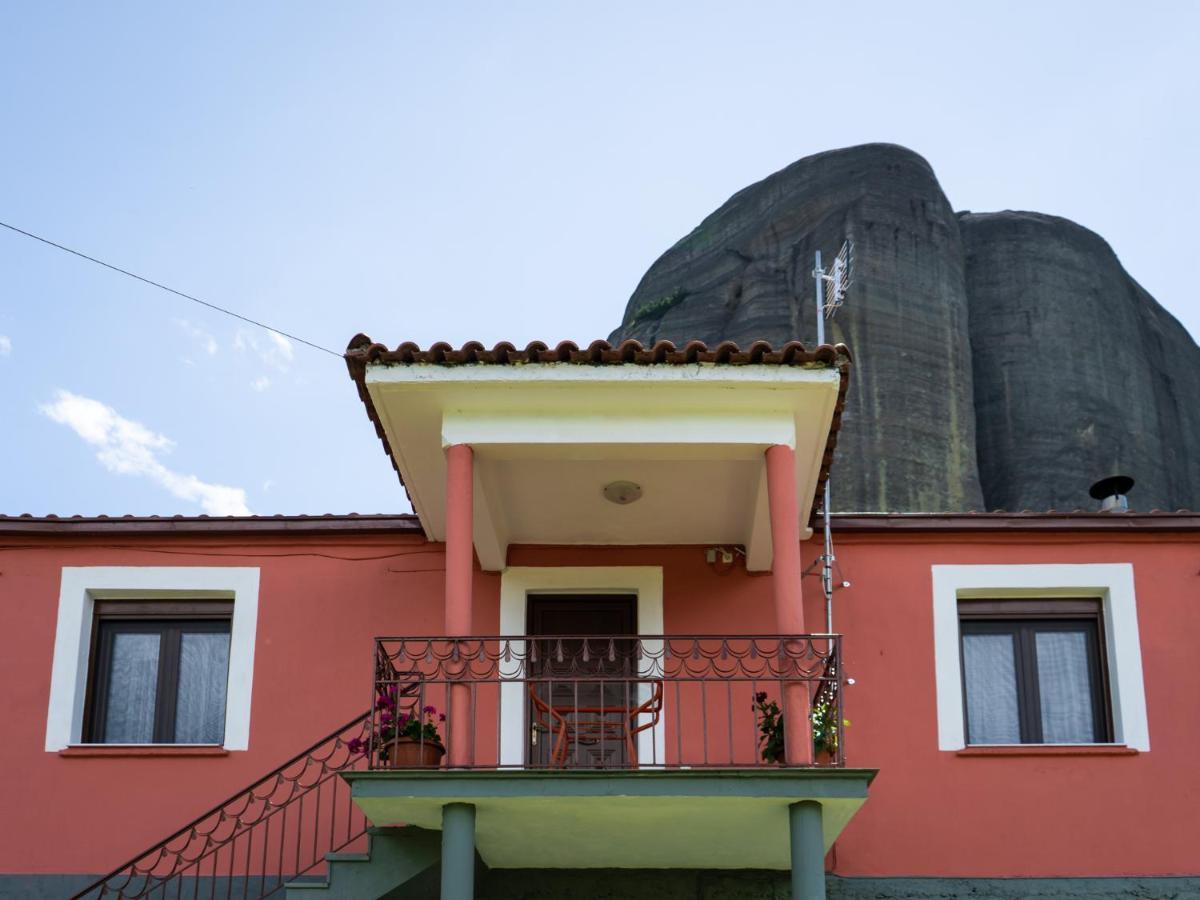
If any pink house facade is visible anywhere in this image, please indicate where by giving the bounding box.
[2,336,1198,899]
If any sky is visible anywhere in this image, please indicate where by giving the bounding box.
[1,2,1197,517]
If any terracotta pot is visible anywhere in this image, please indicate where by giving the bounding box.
[382,739,445,768]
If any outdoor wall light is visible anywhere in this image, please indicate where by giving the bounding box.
[602,480,642,505]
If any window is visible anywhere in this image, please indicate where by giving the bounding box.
[83,601,232,745]
[931,564,1149,752]
[959,599,1111,745]
[46,567,259,752]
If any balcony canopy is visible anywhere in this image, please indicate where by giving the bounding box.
[345,337,851,572]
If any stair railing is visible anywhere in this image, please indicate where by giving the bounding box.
[70,712,373,899]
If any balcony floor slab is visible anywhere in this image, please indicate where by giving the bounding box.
[343,769,876,870]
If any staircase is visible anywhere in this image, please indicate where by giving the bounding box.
[70,714,374,899]
[285,828,441,900]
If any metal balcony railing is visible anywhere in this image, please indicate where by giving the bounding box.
[369,635,844,770]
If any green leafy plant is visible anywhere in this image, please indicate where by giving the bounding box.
[753,692,786,763]
[627,287,689,326]
[811,698,848,756]
[753,692,850,762]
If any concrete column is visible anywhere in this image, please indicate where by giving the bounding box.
[445,443,474,635]
[789,800,825,900]
[445,443,474,767]
[441,802,476,900]
[765,444,805,634]
[765,445,813,765]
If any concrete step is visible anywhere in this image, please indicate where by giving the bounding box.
[284,828,440,900]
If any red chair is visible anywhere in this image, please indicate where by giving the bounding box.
[528,680,663,767]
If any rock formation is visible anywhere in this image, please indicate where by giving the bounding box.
[610,144,1199,513]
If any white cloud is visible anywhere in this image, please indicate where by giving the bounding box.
[0,335,11,356]
[251,375,271,392]
[40,390,251,516]
[267,331,294,364]
[173,318,218,356]
[235,328,293,371]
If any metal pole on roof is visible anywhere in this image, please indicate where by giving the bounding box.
[813,250,835,633]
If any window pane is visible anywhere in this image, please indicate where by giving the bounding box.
[963,633,1021,743]
[1036,631,1096,743]
[104,632,160,743]
[175,632,231,744]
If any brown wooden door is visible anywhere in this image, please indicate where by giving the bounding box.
[527,595,637,768]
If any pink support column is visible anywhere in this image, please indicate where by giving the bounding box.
[444,443,474,767]
[765,444,813,765]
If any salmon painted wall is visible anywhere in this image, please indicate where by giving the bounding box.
[1,529,1197,877]
[825,531,1200,879]
[0,531,461,876]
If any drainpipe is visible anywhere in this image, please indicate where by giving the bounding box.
[445,443,474,768]
[765,444,814,766]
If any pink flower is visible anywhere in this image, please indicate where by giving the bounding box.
[423,705,437,716]
[347,738,365,755]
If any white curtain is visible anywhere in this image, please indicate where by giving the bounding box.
[963,633,1020,744]
[104,633,160,743]
[1036,631,1095,743]
[175,632,231,744]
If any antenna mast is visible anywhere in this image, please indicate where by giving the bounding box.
[813,242,852,632]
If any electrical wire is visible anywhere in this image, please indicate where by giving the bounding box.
[0,220,341,358]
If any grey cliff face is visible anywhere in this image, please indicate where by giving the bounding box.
[611,144,1199,512]
[611,144,985,513]
[962,211,1200,513]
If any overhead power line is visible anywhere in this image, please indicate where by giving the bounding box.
[0,220,341,358]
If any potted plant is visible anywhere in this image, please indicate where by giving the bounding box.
[753,691,849,764]
[349,686,446,767]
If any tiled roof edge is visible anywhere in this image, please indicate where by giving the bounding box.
[343,335,853,369]
[343,336,854,526]
[0,513,425,536]
[831,512,1200,532]
[4,511,1199,536]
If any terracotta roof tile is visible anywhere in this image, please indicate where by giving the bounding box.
[344,334,852,369]
[344,336,854,527]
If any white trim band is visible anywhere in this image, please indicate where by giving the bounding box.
[45,566,260,752]
[498,566,665,767]
[932,563,1149,752]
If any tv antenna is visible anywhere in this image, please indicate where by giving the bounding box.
[813,241,853,344]
[811,241,854,632]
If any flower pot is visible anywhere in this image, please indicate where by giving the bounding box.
[383,739,445,768]
[813,746,837,766]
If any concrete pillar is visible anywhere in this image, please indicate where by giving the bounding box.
[445,443,474,635]
[765,444,813,765]
[789,800,825,900]
[445,443,474,767]
[441,802,476,900]
[765,444,805,634]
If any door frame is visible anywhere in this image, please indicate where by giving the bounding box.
[497,566,664,768]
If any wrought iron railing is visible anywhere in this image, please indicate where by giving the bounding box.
[69,713,372,899]
[370,634,844,770]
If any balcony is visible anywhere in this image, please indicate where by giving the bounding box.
[365,634,846,771]
[343,635,874,873]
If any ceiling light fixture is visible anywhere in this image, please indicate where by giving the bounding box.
[602,481,642,505]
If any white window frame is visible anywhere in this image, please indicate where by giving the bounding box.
[497,566,665,767]
[932,563,1149,751]
[45,567,260,751]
